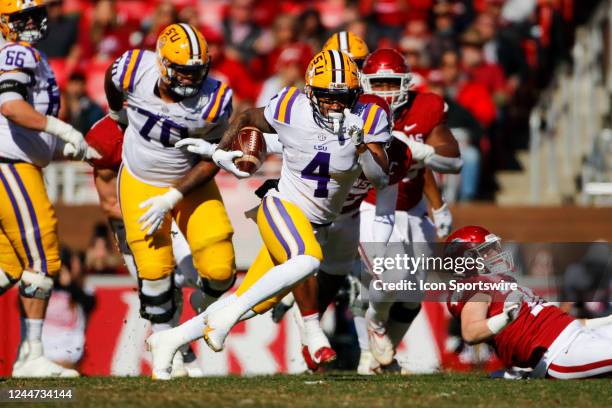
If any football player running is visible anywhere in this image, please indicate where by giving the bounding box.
[357,48,461,372]
[147,49,391,379]
[84,116,206,377]
[104,24,237,370]
[0,0,99,377]
[446,226,612,379]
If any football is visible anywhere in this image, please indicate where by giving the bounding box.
[231,126,267,175]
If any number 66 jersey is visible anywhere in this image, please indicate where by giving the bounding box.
[110,49,232,186]
[263,86,390,224]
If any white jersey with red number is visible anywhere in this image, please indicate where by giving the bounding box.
[447,273,575,368]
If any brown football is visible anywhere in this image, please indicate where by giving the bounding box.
[231,126,267,175]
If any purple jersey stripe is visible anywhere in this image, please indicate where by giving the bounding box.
[202,81,222,119]
[273,87,289,121]
[360,103,373,122]
[284,89,300,124]
[262,197,291,259]
[368,107,383,135]
[9,164,48,274]
[0,167,34,268]
[118,50,133,90]
[128,50,144,93]
[272,197,305,255]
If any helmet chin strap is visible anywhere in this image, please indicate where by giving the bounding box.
[328,111,343,133]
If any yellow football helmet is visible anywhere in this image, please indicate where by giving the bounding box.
[305,49,362,130]
[322,31,369,69]
[156,23,210,98]
[0,0,47,44]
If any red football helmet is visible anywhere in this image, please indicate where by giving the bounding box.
[445,226,514,275]
[361,49,413,112]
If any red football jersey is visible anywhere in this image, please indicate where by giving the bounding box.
[364,91,447,210]
[84,115,125,171]
[447,274,574,368]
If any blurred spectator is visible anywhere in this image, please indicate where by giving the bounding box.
[428,0,460,67]
[459,28,509,107]
[261,15,313,79]
[134,1,178,50]
[256,45,310,107]
[79,0,139,61]
[317,0,350,31]
[42,247,96,369]
[61,72,105,135]
[359,0,408,43]
[206,30,261,109]
[36,0,79,59]
[297,8,327,52]
[222,0,264,64]
[428,70,482,201]
[440,49,496,129]
[474,11,528,88]
[85,223,123,275]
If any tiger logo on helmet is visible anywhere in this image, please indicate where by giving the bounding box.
[156,23,210,98]
[322,31,369,69]
[304,49,362,131]
[0,0,47,44]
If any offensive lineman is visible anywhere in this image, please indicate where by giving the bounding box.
[104,24,237,360]
[147,49,391,379]
[0,0,99,377]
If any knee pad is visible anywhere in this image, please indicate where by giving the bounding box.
[199,274,236,299]
[389,302,421,324]
[191,238,235,282]
[138,275,176,324]
[0,267,19,295]
[19,270,53,300]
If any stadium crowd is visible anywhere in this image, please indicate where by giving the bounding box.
[37,0,599,202]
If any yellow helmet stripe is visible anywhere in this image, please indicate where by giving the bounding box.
[362,104,383,135]
[122,49,143,92]
[204,82,229,122]
[178,23,201,59]
[275,87,299,123]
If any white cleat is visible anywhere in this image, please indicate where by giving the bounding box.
[367,322,394,366]
[202,304,241,352]
[171,347,204,378]
[171,351,188,378]
[12,341,79,378]
[146,331,179,380]
[357,350,376,376]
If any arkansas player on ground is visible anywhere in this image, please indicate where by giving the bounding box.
[357,49,462,370]
[446,226,612,379]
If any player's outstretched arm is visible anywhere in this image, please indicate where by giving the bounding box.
[104,65,125,114]
[392,125,463,174]
[461,294,519,344]
[217,107,275,150]
[423,169,452,238]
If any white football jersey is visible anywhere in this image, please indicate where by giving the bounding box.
[111,49,233,186]
[263,86,390,224]
[0,40,60,167]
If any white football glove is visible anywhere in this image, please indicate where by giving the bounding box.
[138,188,183,236]
[175,138,217,159]
[46,116,97,160]
[212,148,250,178]
[62,141,102,161]
[432,202,452,239]
[343,108,364,146]
[391,130,434,161]
[108,108,128,126]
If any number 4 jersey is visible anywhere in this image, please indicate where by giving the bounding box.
[111,49,233,186]
[263,86,391,224]
[0,41,60,167]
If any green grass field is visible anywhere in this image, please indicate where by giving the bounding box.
[2,373,611,408]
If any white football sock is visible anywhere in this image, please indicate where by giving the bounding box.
[228,255,320,322]
[24,319,43,342]
[353,316,369,351]
[366,305,391,333]
[172,294,237,344]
